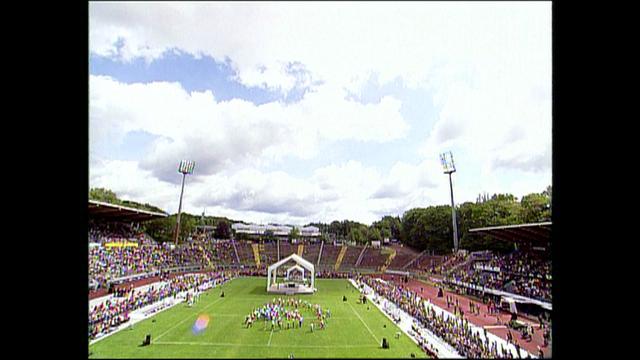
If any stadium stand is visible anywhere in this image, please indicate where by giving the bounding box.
[358,246,389,269]
[302,242,321,265]
[387,244,421,270]
[205,240,236,265]
[339,246,360,269]
[405,252,446,274]
[318,243,340,270]
[445,250,552,302]
[279,241,296,259]
[233,241,255,266]
[260,241,278,265]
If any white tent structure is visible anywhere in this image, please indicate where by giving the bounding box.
[267,253,316,294]
[286,264,306,280]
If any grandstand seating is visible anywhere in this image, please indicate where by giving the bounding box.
[358,247,389,269]
[407,253,446,273]
[340,246,363,270]
[260,242,278,265]
[445,250,552,302]
[90,214,550,304]
[279,241,296,259]
[89,220,138,243]
[209,240,236,265]
[236,241,256,267]
[318,244,340,270]
[302,242,321,264]
[387,244,421,270]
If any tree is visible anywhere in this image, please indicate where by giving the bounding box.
[380,227,392,240]
[328,221,342,239]
[142,216,175,243]
[348,227,366,244]
[520,192,551,223]
[288,227,300,242]
[90,188,119,203]
[89,187,167,214]
[372,216,402,241]
[214,220,231,239]
[367,227,382,243]
[457,201,513,253]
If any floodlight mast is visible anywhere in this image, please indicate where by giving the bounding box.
[440,152,459,252]
[174,160,195,246]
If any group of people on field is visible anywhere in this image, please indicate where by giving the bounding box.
[244,297,330,332]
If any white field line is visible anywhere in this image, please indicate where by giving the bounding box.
[267,330,274,346]
[155,297,224,341]
[154,341,376,348]
[346,301,379,344]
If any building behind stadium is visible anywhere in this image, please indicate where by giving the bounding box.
[231,223,320,242]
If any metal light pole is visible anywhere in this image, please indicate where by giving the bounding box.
[174,160,195,246]
[440,152,459,252]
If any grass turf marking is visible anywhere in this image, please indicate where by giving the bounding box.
[346,301,379,344]
[155,297,224,341]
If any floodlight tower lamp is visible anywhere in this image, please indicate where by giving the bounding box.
[174,160,195,246]
[440,151,459,252]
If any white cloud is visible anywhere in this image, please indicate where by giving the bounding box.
[90,158,436,225]
[90,75,408,183]
[89,159,179,209]
[89,2,552,224]
[89,2,551,93]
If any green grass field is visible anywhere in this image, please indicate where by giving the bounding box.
[89,277,428,358]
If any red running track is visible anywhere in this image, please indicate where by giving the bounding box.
[375,274,551,357]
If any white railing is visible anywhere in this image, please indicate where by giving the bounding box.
[444,278,552,310]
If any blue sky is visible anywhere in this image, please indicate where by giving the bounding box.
[89,2,551,224]
[90,51,439,180]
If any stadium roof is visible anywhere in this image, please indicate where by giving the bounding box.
[469,222,551,245]
[89,200,168,222]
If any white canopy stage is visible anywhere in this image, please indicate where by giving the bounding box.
[267,253,316,294]
[286,264,305,280]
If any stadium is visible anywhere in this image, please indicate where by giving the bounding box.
[89,2,552,358]
[88,188,552,359]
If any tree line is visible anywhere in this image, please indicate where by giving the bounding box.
[89,185,551,254]
[306,186,551,254]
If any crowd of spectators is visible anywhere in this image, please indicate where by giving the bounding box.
[358,276,523,358]
[481,251,551,280]
[316,271,352,279]
[89,271,233,340]
[171,241,212,267]
[89,227,234,290]
[89,221,138,244]
[88,243,177,289]
[445,250,551,302]
[423,253,468,276]
[209,240,237,264]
